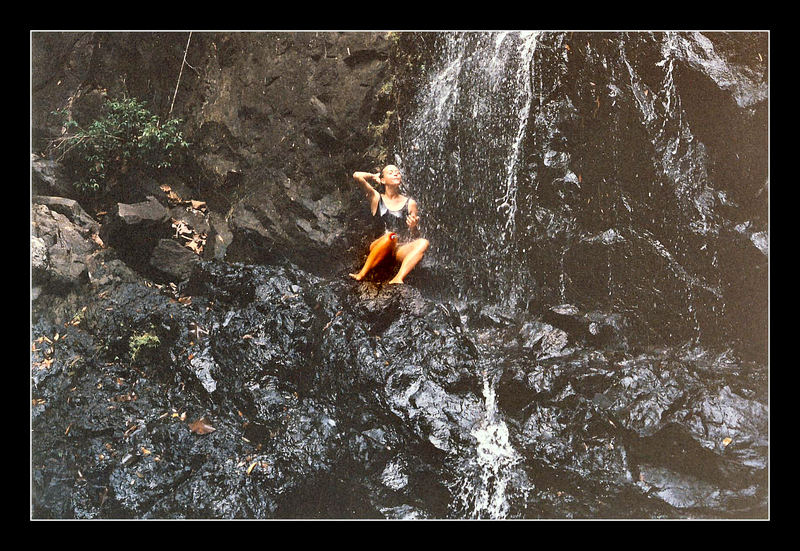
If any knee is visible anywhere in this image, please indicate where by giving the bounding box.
[418,239,429,253]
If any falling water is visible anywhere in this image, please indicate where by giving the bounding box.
[496,32,540,235]
[450,363,525,519]
[396,31,767,515]
[401,31,542,308]
[401,31,542,518]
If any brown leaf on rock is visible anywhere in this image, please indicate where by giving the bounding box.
[185,239,202,254]
[189,417,216,435]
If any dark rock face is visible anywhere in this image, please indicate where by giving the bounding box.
[32,155,75,197]
[397,31,767,362]
[31,31,768,519]
[31,31,393,275]
[31,258,767,518]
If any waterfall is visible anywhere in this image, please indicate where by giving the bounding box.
[395,30,766,515]
[400,31,542,518]
[401,31,541,309]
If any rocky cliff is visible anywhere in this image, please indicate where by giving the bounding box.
[31,31,768,519]
[33,31,397,279]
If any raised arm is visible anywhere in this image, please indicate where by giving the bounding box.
[353,171,382,215]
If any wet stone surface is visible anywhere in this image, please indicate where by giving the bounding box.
[31,258,767,518]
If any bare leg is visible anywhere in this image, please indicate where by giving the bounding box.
[349,232,397,281]
[388,238,429,284]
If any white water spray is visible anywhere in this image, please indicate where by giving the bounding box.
[451,368,524,519]
[496,32,540,234]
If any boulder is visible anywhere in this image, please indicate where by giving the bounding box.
[31,203,98,293]
[149,238,200,282]
[114,195,170,227]
[32,195,100,234]
[99,195,172,273]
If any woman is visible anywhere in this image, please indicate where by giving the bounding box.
[349,165,429,284]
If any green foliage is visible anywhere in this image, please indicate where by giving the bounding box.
[129,331,161,363]
[52,98,189,193]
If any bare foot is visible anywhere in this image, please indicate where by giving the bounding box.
[349,273,363,281]
[387,279,404,285]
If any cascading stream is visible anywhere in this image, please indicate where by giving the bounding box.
[401,31,542,309]
[401,32,541,517]
[399,31,762,347]
[449,361,526,519]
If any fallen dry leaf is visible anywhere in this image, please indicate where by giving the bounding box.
[189,417,216,435]
[722,437,732,447]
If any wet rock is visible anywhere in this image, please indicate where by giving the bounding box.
[31,255,769,519]
[541,304,624,349]
[31,31,768,519]
[380,504,429,519]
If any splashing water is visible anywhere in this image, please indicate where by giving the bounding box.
[450,366,525,519]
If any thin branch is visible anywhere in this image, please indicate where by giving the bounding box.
[168,32,192,119]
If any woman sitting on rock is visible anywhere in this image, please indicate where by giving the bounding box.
[349,165,429,284]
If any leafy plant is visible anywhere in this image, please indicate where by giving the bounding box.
[52,97,189,193]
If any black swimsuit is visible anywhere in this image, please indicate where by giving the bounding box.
[377,195,410,237]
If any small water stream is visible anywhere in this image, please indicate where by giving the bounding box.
[450,361,527,518]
